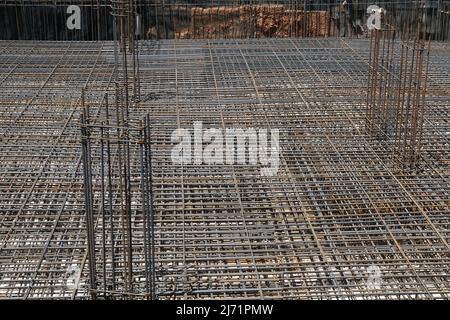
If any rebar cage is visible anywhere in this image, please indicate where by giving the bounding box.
[366,24,432,172]
[80,89,156,299]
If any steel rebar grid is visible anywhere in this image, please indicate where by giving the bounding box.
[0,41,117,298]
[0,38,449,299]
[134,38,449,299]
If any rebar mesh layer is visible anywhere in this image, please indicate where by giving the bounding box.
[0,38,449,299]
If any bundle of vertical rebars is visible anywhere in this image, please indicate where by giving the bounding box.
[80,88,155,299]
[366,5,431,171]
[79,0,150,299]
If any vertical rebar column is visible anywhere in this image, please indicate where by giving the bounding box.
[139,114,156,300]
[392,32,431,170]
[366,14,430,171]
[80,89,97,299]
[147,114,156,300]
[366,27,396,139]
[110,0,140,102]
[104,93,117,294]
[110,1,140,295]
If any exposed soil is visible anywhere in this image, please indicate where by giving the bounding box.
[169,5,329,39]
